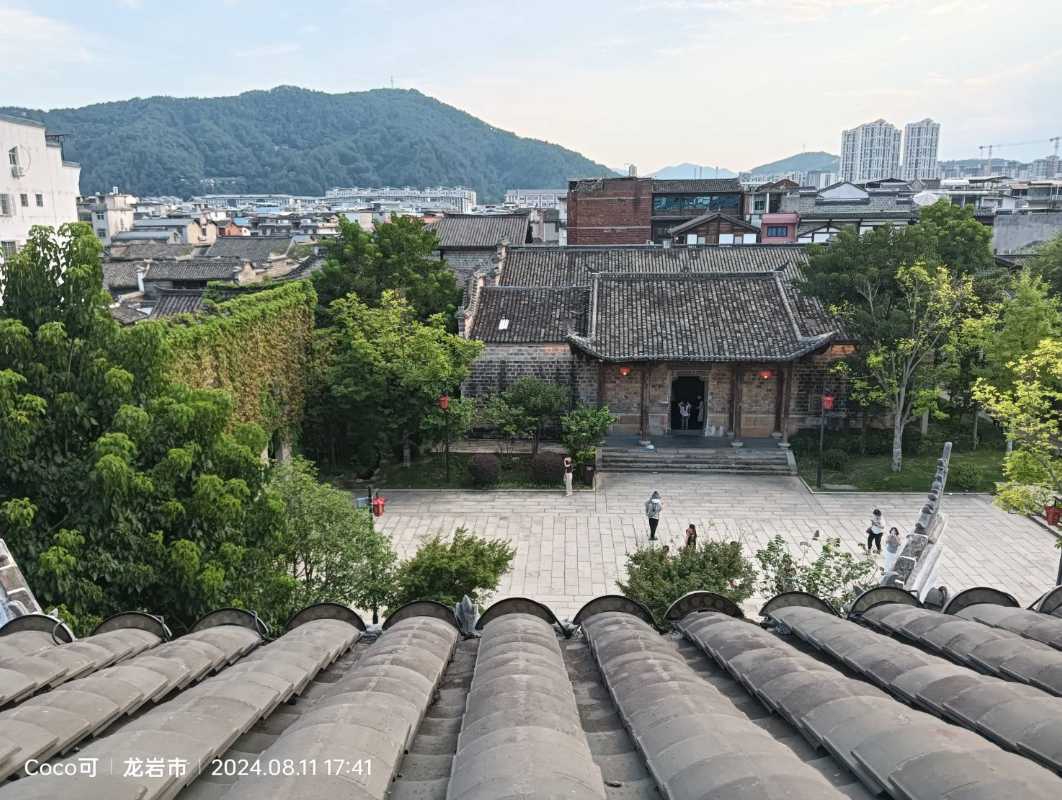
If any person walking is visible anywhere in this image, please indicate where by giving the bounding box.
[695,396,705,429]
[645,490,663,541]
[883,527,902,574]
[679,401,691,431]
[563,456,574,497]
[684,523,698,551]
[866,508,885,555]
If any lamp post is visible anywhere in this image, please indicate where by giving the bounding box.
[817,391,834,489]
[438,394,450,483]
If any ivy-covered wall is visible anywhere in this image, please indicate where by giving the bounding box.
[163,281,316,435]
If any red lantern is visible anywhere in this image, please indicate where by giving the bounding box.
[619,366,631,377]
[438,394,449,410]
[757,369,774,380]
[822,392,834,411]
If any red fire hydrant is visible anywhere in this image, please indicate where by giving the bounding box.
[371,495,387,518]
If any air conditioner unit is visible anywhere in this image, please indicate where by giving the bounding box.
[10,165,25,179]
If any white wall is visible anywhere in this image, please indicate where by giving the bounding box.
[0,117,80,259]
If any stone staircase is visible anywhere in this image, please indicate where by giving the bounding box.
[600,445,795,475]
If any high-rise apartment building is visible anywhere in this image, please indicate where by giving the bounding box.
[902,118,941,180]
[839,119,902,183]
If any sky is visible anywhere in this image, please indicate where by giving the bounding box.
[1,0,1060,173]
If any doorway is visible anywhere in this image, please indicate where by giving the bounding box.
[670,376,705,433]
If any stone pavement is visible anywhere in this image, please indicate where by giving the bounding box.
[374,472,1061,620]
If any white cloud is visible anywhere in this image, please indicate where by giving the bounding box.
[0,8,97,69]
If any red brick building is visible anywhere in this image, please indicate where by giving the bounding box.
[567,176,745,245]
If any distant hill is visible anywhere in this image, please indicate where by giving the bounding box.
[649,162,737,179]
[1,87,615,201]
[745,151,839,176]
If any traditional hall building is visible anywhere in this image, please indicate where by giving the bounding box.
[459,244,851,444]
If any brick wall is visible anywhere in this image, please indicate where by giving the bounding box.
[463,343,597,407]
[567,177,653,245]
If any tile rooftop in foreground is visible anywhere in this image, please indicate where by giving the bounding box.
[1,584,1062,799]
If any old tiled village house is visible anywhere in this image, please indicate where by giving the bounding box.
[459,244,852,443]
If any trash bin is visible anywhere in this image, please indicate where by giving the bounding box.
[371,495,387,517]
[583,465,595,487]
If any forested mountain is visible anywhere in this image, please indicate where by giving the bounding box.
[1,86,614,201]
[746,151,839,176]
[649,162,737,179]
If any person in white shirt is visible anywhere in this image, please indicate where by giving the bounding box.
[866,508,885,554]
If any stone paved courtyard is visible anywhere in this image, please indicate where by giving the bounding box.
[375,472,1061,619]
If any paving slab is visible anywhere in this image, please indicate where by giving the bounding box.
[373,472,1059,620]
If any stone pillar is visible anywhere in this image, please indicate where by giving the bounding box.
[773,364,785,436]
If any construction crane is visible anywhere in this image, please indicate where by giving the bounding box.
[978,137,1061,175]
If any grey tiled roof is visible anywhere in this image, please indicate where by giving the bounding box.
[205,236,291,264]
[432,213,530,249]
[148,289,206,318]
[144,258,241,281]
[470,287,589,343]
[108,304,148,325]
[499,244,810,288]
[667,211,759,236]
[571,272,832,362]
[102,261,140,292]
[651,178,742,193]
[106,242,205,260]
[3,587,1061,800]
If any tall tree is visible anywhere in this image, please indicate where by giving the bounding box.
[312,216,460,323]
[1031,232,1062,298]
[914,199,996,278]
[974,338,1062,513]
[307,292,482,468]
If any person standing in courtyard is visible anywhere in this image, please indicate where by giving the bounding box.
[685,523,698,551]
[646,490,663,541]
[695,396,704,429]
[679,400,691,430]
[563,456,574,497]
[866,508,885,555]
[883,526,902,574]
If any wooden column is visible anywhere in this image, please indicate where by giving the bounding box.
[597,362,606,409]
[731,365,743,442]
[638,365,650,444]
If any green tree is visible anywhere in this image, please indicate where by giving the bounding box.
[391,528,515,609]
[915,199,996,278]
[0,225,288,633]
[803,231,979,471]
[618,539,757,625]
[312,216,460,322]
[973,338,1062,513]
[306,292,482,469]
[560,405,616,463]
[754,534,878,611]
[266,457,397,620]
[1031,232,1062,298]
[486,377,568,455]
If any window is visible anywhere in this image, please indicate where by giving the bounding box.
[19,194,28,207]
[498,319,510,330]
[766,225,788,238]
[652,194,741,214]
[95,211,105,220]
[7,148,17,167]
[753,199,766,211]
[1,241,17,259]
[35,194,43,208]
[719,233,735,244]
[96,229,107,239]
[0,194,12,216]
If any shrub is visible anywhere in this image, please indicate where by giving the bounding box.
[561,405,616,454]
[618,539,757,625]
[469,453,500,487]
[755,534,877,612]
[822,448,849,471]
[391,528,515,608]
[948,462,983,492]
[530,453,564,484]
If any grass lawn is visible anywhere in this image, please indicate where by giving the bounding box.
[331,452,577,491]
[796,448,1005,492]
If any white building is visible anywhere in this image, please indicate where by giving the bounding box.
[504,189,565,208]
[839,119,902,183]
[78,189,137,246]
[902,118,941,180]
[324,186,477,214]
[0,114,81,262]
